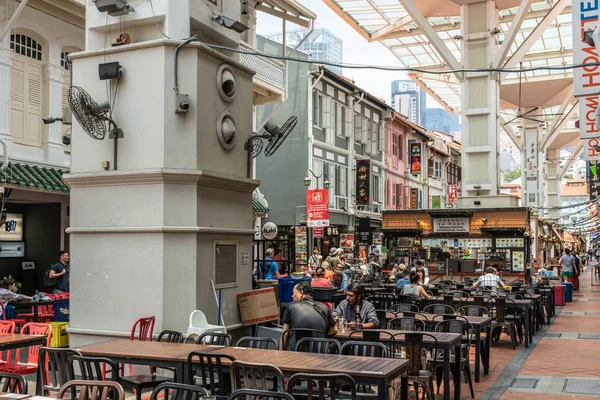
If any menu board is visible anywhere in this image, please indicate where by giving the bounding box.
[372,232,383,245]
[512,250,525,272]
[458,238,493,248]
[295,226,307,265]
[340,233,355,263]
[496,238,524,248]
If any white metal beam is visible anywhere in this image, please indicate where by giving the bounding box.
[370,15,413,42]
[558,142,584,180]
[493,0,534,69]
[502,0,570,73]
[541,85,574,145]
[0,0,29,44]
[397,0,461,76]
[499,117,524,152]
[540,99,578,151]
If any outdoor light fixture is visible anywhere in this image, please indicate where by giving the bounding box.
[416,219,421,224]
[323,178,330,190]
[304,169,329,189]
[213,14,248,33]
[93,0,133,16]
[303,175,311,187]
[481,217,488,223]
[490,27,501,35]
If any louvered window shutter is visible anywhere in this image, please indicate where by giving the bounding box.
[379,124,385,152]
[361,118,368,144]
[370,122,378,155]
[10,59,25,143]
[26,62,42,146]
[344,107,353,138]
[335,102,343,137]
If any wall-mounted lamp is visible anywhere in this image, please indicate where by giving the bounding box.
[213,14,249,33]
[481,217,488,223]
[415,219,421,224]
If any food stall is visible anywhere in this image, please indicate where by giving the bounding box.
[382,208,530,281]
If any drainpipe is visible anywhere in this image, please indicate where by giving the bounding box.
[0,0,29,43]
[353,91,365,107]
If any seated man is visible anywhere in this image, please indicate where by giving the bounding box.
[395,268,411,291]
[474,266,505,290]
[332,282,380,329]
[332,268,349,292]
[281,281,337,350]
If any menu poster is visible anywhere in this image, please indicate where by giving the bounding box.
[340,233,355,263]
[295,226,307,265]
[496,238,524,248]
[372,232,383,245]
[458,238,493,248]
[512,251,524,272]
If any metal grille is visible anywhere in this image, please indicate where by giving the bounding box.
[578,333,600,340]
[564,378,600,395]
[238,44,285,90]
[511,378,538,389]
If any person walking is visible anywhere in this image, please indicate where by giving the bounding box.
[559,249,575,283]
[49,251,70,294]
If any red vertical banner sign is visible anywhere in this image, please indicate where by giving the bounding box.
[306,189,329,227]
[410,142,422,175]
[356,160,371,205]
[448,185,457,203]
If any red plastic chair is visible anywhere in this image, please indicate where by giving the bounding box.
[0,303,25,332]
[21,294,58,323]
[0,320,16,366]
[57,293,69,299]
[0,322,52,376]
[102,317,155,379]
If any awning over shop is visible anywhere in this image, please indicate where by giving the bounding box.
[0,162,69,194]
[562,231,575,244]
[252,199,269,214]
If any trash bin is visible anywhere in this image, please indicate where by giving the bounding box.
[554,285,565,306]
[561,282,573,302]
[277,276,310,305]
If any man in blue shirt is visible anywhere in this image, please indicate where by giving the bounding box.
[49,250,69,294]
[396,268,411,290]
[333,270,349,292]
[264,248,280,280]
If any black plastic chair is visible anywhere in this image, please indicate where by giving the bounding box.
[157,330,184,343]
[287,372,357,400]
[390,303,420,313]
[57,380,125,400]
[228,388,294,400]
[196,332,232,346]
[294,337,341,354]
[340,341,388,358]
[38,347,81,395]
[423,304,456,315]
[187,351,236,399]
[70,355,120,382]
[281,328,325,351]
[402,332,438,400]
[230,360,285,392]
[235,336,278,350]
[150,382,209,400]
[387,317,426,332]
[0,372,28,394]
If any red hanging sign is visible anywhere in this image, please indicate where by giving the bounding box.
[313,227,324,238]
[306,189,329,227]
[448,185,457,202]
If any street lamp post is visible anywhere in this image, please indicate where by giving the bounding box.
[304,170,329,267]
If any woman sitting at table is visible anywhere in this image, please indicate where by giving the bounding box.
[0,278,32,318]
[401,272,431,300]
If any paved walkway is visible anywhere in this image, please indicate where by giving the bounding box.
[480,265,600,400]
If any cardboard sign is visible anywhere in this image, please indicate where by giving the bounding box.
[237,287,279,327]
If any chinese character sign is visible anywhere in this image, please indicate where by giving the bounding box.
[356,159,371,205]
[410,188,419,209]
[306,189,330,227]
[525,130,538,179]
[448,185,457,203]
[410,142,422,175]
[589,161,600,201]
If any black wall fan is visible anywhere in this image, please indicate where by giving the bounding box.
[246,116,298,158]
[68,86,123,140]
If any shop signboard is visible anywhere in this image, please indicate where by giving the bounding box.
[409,142,422,175]
[588,161,600,201]
[261,222,278,240]
[431,195,441,209]
[448,185,457,203]
[313,227,324,238]
[294,226,307,265]
[572,0,600,97]
[410,188,419,209]
[433,217,469,233]
[0,242,24,258]
[372,232,383,245]
[356,160,371,205]
[306,189,329,227]
[0,213,23,241]
[579,97,600,138]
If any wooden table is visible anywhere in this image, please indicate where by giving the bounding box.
[0,333,46,351]
[76,339,409,400]
[386,312,492,383]
[336,329,462,400]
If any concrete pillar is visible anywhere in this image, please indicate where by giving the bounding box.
[67,2,256,345]
[546,148,561,220]
[460,0,499,197]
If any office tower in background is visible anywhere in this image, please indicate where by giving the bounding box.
[390,80,424,125]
